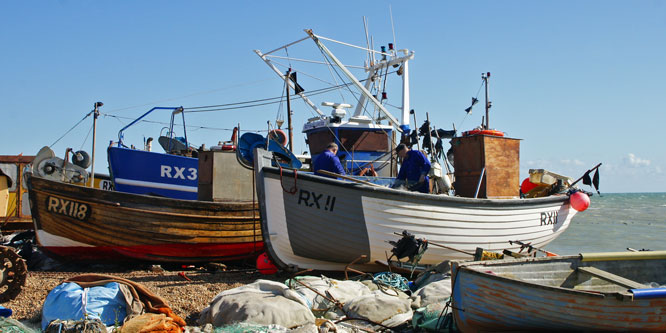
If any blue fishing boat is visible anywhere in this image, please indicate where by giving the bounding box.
[256,30,416,177]
[108,107,199,200]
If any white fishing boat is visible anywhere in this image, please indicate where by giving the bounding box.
[254,148,578,271]
[251,29,591,272]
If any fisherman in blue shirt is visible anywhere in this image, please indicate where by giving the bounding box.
[313,142,346,178]
[395,143,431,193]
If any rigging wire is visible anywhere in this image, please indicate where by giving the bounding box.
[100,113,268,132]
[308,42,403,173]
[183,79,365,113]
[276,77,286,126]
[268,57,352,92]
[79,123,94,150]
[50,111,92,147]
[102,78,274,115]
[457,79,486,130]
[48,81,358,147]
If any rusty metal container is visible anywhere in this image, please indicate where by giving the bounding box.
[450,135,520,198]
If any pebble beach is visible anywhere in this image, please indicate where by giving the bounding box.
[4,263,286,327]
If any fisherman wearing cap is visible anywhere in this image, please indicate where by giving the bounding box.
[394,143,431,193]
[313,142,346,178]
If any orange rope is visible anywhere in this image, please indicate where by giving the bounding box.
[278,162,298,195]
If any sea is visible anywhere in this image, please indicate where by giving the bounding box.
[545,192,666,255]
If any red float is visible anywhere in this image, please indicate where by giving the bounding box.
[569,191,590,212]
[520,178,538,194]
[256,252,278,275]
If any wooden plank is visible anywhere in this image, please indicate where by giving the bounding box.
[578,266,646,289]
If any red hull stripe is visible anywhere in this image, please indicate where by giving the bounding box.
[42,242,264,263]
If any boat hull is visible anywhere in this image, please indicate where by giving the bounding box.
[108,147,198,200]
[451,254,666,331]
[254,150,576,271]
[28,176,263,263]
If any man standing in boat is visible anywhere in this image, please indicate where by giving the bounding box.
[395,144,431,193]
[313,143,346,178]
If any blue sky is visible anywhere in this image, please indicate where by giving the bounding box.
[1,1,665,193]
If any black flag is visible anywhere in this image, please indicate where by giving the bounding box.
[582,171,592,186]
[465,97,479,114]
[289,72,305,94]
[592,169,600,194]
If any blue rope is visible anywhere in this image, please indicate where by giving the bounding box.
[373,272,409,292]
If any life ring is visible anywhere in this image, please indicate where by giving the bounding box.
[268,129,288,146]
[462,129,505,137]
[359,167,378,177]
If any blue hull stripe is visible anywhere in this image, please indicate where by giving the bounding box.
[114,178,198,193]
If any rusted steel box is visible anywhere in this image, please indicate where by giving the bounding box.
[0,155,35,232]
[198,151,254,202]
[451,135,520,198]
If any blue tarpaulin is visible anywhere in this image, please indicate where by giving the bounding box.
[41,282,127,329]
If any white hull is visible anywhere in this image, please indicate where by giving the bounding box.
[255,151,577,271]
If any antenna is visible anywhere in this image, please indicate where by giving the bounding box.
[389,5,396,50]
[363,16,371,66]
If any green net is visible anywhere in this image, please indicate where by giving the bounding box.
[0,317,40,333]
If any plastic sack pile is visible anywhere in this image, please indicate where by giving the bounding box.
[198,264,454,332]
[3,264,454,332]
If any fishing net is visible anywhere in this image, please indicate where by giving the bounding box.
[213,323,290,332]
[44,318,106,333]
[0,317,39,333]
[412,300,457,332]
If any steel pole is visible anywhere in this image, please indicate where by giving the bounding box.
[90,102,102,187]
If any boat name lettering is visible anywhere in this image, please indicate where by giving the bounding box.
[46,196,90,221]
[297,189,336,212]
[160,165,197,180]
[100,179,114,191]
[540,211,558,226]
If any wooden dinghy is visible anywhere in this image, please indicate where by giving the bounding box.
[27,175,263,263]
[253,149,578,272]
[451,251,666,332]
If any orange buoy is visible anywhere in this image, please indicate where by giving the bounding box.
[268,129,288,146]
[570,191,590,212]
[256,252,278,275]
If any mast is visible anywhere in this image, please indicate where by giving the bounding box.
[483,72,490,129]
[401,52,411,130]
[90,101,102,187]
